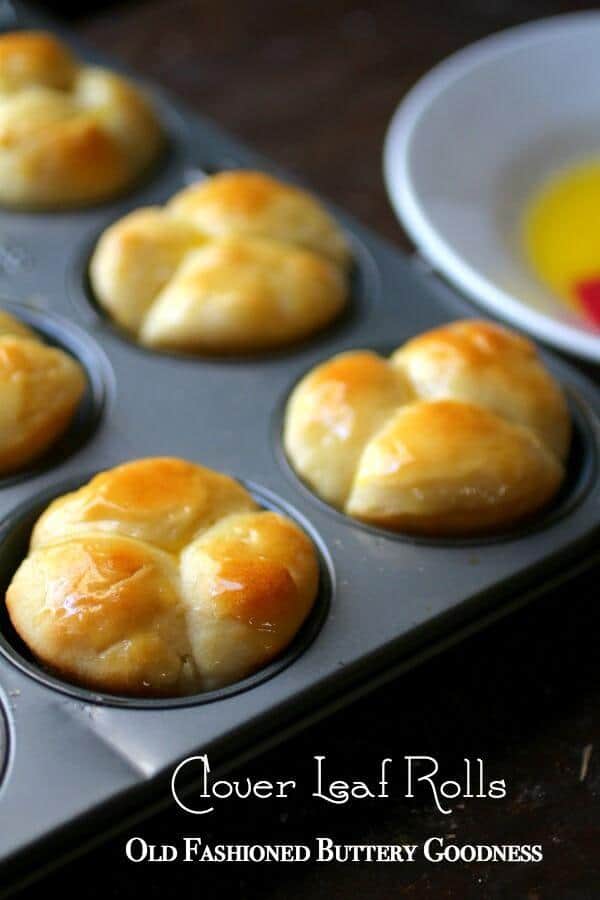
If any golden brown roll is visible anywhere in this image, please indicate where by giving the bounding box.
[391,320,570,460]
[6,458,319,695]
[89,170,350,353]
[0,311,86,474]
[0,310,36,338]
[284,320,570,536]
[168,171,351,267]
[0,31,162,209]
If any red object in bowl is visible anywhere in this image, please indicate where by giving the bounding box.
[575,277,600,329]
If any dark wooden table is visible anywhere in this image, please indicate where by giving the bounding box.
[26,2,600,897]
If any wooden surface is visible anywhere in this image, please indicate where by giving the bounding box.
[26,1,600,898]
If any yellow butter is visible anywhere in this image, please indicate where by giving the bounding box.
[523,158,600,312]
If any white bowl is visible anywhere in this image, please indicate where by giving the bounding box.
[384,13,600,363]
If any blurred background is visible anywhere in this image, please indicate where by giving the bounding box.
[38,0,600,250]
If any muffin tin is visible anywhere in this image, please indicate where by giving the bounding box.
[0,2,598,891]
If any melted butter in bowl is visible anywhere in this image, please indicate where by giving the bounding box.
[523,159,600,329]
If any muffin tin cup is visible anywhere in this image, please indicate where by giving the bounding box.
[0,302,114,489]
[0,1,598,892]
[0,475,333,709]
[0,692,8,791]
[274,362,599,549]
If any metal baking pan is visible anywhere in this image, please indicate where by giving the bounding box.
[0,2,598,893]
